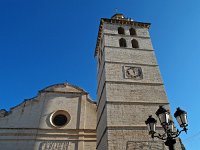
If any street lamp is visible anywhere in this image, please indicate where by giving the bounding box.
[145,106,188,150]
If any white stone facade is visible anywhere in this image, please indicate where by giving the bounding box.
[0,83,96,150]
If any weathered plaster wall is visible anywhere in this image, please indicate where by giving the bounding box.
[0,83,97,150]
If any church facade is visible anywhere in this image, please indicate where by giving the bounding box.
[0,14,183,150]
[0,83,97,149]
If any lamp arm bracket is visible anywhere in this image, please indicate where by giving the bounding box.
[152,132,167,140]
[177,128,188,137]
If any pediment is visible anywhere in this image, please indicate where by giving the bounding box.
[40,83,87,94]
[0,83,94,119]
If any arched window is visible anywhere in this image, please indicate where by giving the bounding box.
[129,28,136,36]
[132,39,139,48]
[119,38,127,47]
[118,27,125,35]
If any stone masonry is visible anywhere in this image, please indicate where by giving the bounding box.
[95,14,183,150]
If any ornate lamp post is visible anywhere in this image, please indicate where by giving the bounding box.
[145,106,188,150]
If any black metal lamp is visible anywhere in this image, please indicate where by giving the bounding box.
[156,106,170,126]
[145,115,157,135]
[145,106,188,150]
[174,107,188,130]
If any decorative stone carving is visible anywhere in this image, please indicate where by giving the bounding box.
[39,141,69,150]
[124,66,143,80]
[127,141,164,150]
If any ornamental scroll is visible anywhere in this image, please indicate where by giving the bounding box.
[39,141,69,150]
[127,141,164,150]
[124,66,143,80]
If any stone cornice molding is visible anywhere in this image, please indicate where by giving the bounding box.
[103,32,150,39]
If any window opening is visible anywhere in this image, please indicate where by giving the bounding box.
[130,28,136,36]
[132,39,139,48]
[119,38,127,47]
[118,27,125,35]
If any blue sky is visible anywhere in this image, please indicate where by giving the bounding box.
[0,0,200,149]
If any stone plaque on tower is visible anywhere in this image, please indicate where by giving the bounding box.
[124,66,143,80]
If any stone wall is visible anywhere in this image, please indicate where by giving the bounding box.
[0,83,97,150]
[96,17,183,150]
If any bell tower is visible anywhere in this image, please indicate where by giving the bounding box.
[95,14,182,150]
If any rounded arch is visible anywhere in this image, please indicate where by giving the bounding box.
[132,39,139,48]
[118,27,125,35]
[119,38,127,47]
[129,28,136,36]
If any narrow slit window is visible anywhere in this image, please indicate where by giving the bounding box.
[129,28,136,36]
[132,39,139,48]
[118,27,125,35]
[119,38,127,47]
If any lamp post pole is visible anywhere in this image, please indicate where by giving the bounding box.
[165,138,176,150]
[145,106,188,150]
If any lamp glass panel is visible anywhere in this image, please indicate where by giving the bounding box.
[159,113,169,124]
[158,113,164,124]
[150,122,156,132]
[176,116,182,127]
[147,122,156,134]
[166,113,169,123]
[180,114,188,126]
[169,123,174,132]
[147,123,151,132]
